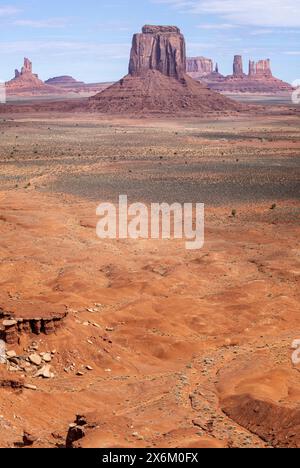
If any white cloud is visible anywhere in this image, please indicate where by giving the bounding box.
[13,18,69,29]
[285,51,300,55]
[0,40,130,60]
[198,23,236,30]
[155,0,300,27]
[0,5,20,17]
[250,29,275,36]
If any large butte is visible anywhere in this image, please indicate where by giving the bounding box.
[89,25,242,115]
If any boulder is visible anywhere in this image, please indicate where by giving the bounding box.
[23,431,37,447]
[29,353,42,366]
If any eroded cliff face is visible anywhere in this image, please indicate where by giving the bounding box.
[255,59,272,78]
[186,57,214,78]
[129,25,186,80]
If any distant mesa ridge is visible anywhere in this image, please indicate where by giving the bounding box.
[186,54,292,93]
[45,76,85,86]
[5,60,110,96]
[4,38,292,100]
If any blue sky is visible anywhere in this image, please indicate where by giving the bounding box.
[0,0,299,83]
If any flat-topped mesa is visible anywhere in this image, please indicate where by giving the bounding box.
[129,24,186,80]
[186,57,214,77]
[233,55,244,76]
[45,76,82,85]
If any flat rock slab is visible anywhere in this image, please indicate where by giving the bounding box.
[0,299,67,322]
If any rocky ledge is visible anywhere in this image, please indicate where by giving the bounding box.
[0,300,67,344]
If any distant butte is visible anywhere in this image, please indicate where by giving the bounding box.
[89,25,241,115]
[45,76,85,86]
[6,58,46,90]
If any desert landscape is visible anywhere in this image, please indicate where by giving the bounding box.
[0,17,300,450]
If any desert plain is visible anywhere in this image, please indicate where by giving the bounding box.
[0,101,299,448]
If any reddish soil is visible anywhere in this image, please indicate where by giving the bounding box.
[0,111,299,448]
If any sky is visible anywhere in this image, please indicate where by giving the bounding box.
[0,0,300,83]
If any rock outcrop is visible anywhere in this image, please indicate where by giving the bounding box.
[129,25,186,80]
[89,25,241,115]
[0,300,67,344]
[6,58,44,89]
[186,57,214,78]
[222,394,300,448]
[21,57,33,75]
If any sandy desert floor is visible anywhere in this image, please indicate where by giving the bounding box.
[0,107,300,448]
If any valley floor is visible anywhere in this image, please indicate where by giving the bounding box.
[0,110,299,448]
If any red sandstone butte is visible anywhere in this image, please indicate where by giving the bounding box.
[5,58,62,95]
[6,58,45,89]
[129,25,186,80]
[89,25,241,115]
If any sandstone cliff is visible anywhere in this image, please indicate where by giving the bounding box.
[129,25,186,79]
